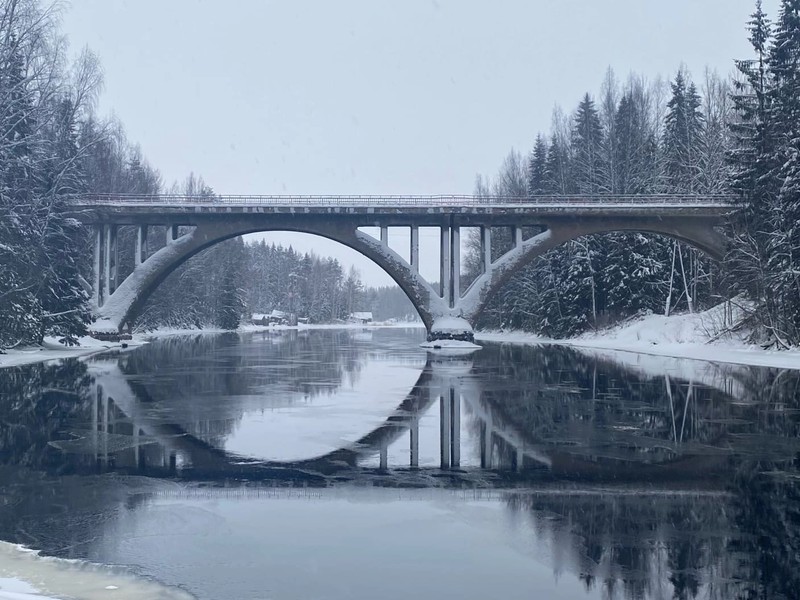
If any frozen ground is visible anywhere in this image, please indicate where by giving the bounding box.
[477,302,800,371]
[0,322,425,370]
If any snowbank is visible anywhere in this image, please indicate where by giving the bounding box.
[477,303,800,371]
[0,336,135,370]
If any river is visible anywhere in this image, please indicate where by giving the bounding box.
[0,328,798,599]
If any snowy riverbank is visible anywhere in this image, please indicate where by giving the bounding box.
[476,303,800,371]
[4,308,800,372]
[0,322,425,370]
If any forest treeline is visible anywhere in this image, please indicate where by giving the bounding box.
[469,0,800,347]
[0,0,412,348]
[2,0,800,347]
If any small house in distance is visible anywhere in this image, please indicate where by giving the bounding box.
[251,310,292,326]
[251,313,269,326]
[349,311,373,324]
[268,310,291,325]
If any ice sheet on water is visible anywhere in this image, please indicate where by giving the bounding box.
[0,541,193,600]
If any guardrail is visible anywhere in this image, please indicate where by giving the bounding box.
[69,194,736,207]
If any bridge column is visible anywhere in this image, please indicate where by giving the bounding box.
[439,227,451,301]
[451,388,460,467]
[409,417,419,467]
[481,226,492,273]
[439,393,451,469]
[135,225,148,266]
[380,226,388,245]
[93,227,103,307]
[379,444,388,471]
[92,384,100,462]
[513,226,523,248]
[101,385,109,464]
[103,225,118,296]
[450,227,460,305]
[167,224,179,245]
[480,416,493,469]
[410,226,419,273]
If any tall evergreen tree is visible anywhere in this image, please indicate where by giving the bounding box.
[571,94,605,194]
[527,134,548,195]
[663,71,705,193]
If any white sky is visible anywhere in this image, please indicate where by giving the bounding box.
[62,0,777,286]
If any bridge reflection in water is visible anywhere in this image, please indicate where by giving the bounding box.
[79,335,763,487]
[86,352,552,480]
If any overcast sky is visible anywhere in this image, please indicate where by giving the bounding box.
[62,0,777,286]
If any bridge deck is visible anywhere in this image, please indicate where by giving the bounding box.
[70,193,735,208]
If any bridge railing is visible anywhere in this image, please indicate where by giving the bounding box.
[69,193,736,207]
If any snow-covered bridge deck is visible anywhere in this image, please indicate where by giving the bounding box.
[71,193,734,216]
[71,194,735,338]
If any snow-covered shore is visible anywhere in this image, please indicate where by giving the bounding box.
[0,322,425,370]
[476,303,800,371]
[5,307,800,372]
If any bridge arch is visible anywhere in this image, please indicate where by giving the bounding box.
[94,219,445,333]
[460,218,728,325]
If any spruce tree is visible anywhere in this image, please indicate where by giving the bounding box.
[571,94,605,194]
[527,134,548,194]
[663,71,705,193]
[766,0,800,343]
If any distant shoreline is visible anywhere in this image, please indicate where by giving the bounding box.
[0,322,425,370]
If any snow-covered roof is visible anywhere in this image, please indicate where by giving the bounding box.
[251,313,268,320]
[351,312,373,320]
[269,309,288,318]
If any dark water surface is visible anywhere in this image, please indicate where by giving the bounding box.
[1,328,799,599]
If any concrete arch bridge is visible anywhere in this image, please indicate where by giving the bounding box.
[68,194,733,340]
